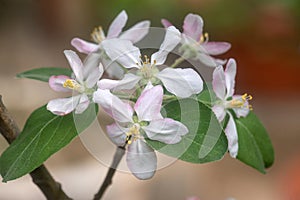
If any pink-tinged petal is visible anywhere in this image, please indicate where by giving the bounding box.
[183,13,203,41]
[214,58,227,66]
[93,89,133,123]
[156,68,203,98]
[71,38,98,54]
[151,26,181,65]
[232,95,250,118]
[126,140,157,180]
[212,66,226,100]
[98,73,141,90]
[101,39,141,69]
[106,123,127,146]
[224,58,237,98]
[47,96,81,116]
[225,113,239,158]
[64,50,84,82]
[49,75,71,92]
[161,18,173,28]
[197,52,218,67]
[202,42,231,55]
[134,85,163,121]
[119,20,150,43]
[107,10,128,38]
[97,73,140,90]
[212,105,226,122]
[75,94,90,114]
[143,118,188,144]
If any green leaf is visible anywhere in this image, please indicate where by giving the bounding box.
[146,98,228,163]
[16,67,72,82]
[236,111,274,173]
[0,104,98,182]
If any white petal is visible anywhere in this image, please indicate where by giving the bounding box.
[106,123,127,146]
[98,73,141,90]
[101,56,124,79]
[101,39,141,69]
[225,113,239,158]
[212,105,226,122]
[93,89,133,123]
[75,94,90,114]
[64,50,84,82]
[134,85,163,121]
[82,53,102,79]
[151,26,181,65]
[183,13,203,41]
[156,68,203,98]
[143,118,188,144]
[47,96,81,116]
[119,20,150,43]
[107,10,128,38]
[85,63,104,88]
[224,58,237,98]
[126,140,157,180]
[49,75,71,92]
[212,66,226,100]
[71,38,99,54]
[202,42,231,55]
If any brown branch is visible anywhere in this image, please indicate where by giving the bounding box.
[93,146,126,200]
[0,95,72,200]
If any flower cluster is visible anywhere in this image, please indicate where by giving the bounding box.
[46,10,252,179]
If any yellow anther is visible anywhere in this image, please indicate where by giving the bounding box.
[63,79,76,89]
[242,93,253,101]
[199,32,209,44]
[91,26,105,43]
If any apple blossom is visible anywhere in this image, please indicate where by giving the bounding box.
[71,10,150,54]
[93,85,188,179]
[99,26,203,98]
[47,50,103,116]
[162,13,231,67]
[212,58,252,158]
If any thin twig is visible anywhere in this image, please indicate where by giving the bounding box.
[93,146,126,200]
[0,95,72,200]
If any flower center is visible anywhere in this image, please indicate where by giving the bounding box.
[91,26,105,44]
[63,79,85,93]
[126,123,141,144]
[137,55,159,82]
[227,93,253,110]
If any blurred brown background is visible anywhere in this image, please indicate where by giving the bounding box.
[0,0,300,199]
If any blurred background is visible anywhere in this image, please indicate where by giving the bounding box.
[0,0,300,199]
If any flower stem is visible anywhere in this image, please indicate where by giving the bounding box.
[0,95,72,200]
[170,57,185,68]
[93,146,126,200]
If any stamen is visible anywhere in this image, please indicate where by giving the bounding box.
[199,32,209,44]
[242,93,253,101]
[63,79,79,90]
[91,26,105,43]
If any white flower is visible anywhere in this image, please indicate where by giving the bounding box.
[93,85,188,179]
[47,50,103,115]
[99,26,204,98]
[71,10,150,54]
[212,58,252,158]
[162,13,231,67]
